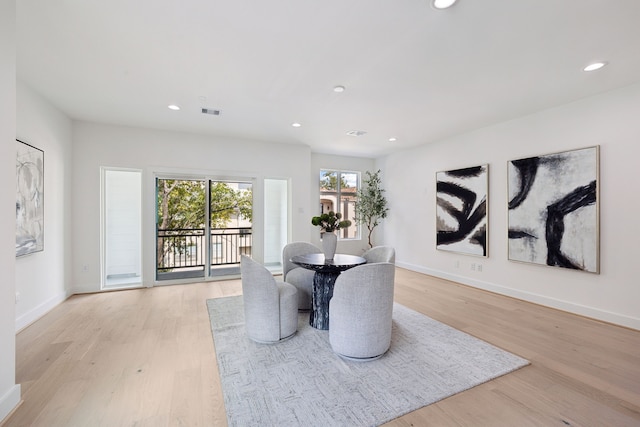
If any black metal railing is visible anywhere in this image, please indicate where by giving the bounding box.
[157,227,252,272]
[210,228,252,266]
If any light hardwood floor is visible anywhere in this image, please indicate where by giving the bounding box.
[3,268,639,427]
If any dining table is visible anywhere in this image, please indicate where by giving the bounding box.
[290,253,366,330]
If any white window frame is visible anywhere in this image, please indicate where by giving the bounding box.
[319,169,360,240]
[100,167,143,290]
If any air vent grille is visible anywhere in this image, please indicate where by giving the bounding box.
[201,108,221,116]
[346,130,367,137]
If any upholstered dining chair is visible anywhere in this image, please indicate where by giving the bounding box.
[282,242,322,310]
[362,246,396,264]
[240,255,298,343]
[329,262,395,361]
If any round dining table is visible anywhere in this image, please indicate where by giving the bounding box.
[290,253,366,330]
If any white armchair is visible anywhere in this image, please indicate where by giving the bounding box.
[282,242,322,310]
[362,246,396,264]
[240,255,298,343]
[329,262,395,360]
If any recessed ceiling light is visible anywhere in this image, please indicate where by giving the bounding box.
[333,85,346,93]
[432,0,457,10]
[292,122,302,128]
[389,137,397,142]
[168,104,180,111]
[583,62,607,72]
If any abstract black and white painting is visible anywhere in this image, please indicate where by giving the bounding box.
[436,165,488,256]
[508,146,599,273]
[16,140,44,257]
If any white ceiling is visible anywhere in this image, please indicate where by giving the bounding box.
[17,0,640,158]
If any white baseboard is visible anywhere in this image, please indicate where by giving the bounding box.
[70,282,100,294]
[396,261,640,331]
[15,291,69,332]
[0,384,21,424]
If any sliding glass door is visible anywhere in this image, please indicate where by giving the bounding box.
[155,177,253,281]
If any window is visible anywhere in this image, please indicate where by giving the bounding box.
[319,169,359,239]
[264,178,289,269]
[101,168,142,289]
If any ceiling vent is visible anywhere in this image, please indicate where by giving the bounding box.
[201,108,221,116]
[346,130,367,137]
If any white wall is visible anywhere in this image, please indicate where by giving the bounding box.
[379,82,640,330]
[310,153,376,255]
[0,0,20,421]
[15,81,73,331]
[71,122,314,292]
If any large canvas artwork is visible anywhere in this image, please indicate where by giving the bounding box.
[436,164,488,257]
[508,146,599,273]
[16,140,44,257]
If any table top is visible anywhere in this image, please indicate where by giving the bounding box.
[290,253,366,273]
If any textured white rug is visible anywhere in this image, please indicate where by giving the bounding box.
[207,295,528,427]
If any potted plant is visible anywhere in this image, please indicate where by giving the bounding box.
[355,170,389,248]
[311,211,352,260]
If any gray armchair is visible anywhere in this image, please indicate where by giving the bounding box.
[240,255,298,343]
[362,246,396,264]
[329,262,395,360]
[282,242,322,310]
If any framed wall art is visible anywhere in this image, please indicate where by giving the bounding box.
[16,139,44,257]
[508,146,599,273]
[436,164,488,257]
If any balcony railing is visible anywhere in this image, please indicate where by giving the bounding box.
[157,227,252,273]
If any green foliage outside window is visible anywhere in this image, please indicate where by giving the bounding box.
[320,170,350,191]
[157,180,252,231]
[156,179,253,268]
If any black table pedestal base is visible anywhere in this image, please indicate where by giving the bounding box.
[309,271,340,330]
[290,253,367,331]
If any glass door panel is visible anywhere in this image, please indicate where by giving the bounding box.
[209,180,253,277]
[156,178,206,280]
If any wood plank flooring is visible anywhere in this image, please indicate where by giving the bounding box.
[3,268,639,426]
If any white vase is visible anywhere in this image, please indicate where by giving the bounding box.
[322,232,337,261]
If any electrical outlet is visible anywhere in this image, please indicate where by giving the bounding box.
[470,263,476,271]
[477,264,483,272]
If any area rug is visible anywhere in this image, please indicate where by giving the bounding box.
[207,295,528,427]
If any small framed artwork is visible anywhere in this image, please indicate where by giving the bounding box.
[16,139,44,257]
[436,164,488,257]
[508,146,599,273]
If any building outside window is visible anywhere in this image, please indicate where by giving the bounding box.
[319,169,359,239]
